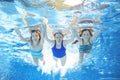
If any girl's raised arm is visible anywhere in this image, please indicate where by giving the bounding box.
[14,27,30,43]
[64,26,76,46]
[92,26,104,41]
[44,17,54,44]
[22,10,29,26]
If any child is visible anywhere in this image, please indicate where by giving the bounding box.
[14,10,48,66]
[45,21,75,67]
[73,27,104,63]
[46,30,75,66]
[72,13,104,63]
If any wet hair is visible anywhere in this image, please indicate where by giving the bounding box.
[80,29,93,37]
[54,32,64,37]
[30,30,41,44]
[72,29,93,45]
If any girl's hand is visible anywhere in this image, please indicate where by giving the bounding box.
[43,17,48,25]
[23,9,28,17]
[71,16,80,28]
[14,28,21,36]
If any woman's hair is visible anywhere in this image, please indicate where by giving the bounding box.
[80,29,93,37]
[30,30,41,43]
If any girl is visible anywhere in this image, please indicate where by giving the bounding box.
[73,27,104,63]
[45,24,75,67]
[72,13,104,63]
[15,10,48,66]
[46,30,75,66]
[15,27,44,66]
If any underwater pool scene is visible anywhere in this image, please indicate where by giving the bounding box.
[0,0,120,80]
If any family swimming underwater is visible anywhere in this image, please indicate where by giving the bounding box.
[14,10,104,70]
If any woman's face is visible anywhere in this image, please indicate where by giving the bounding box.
[54,33,63,44]
[82,30,91,40]
[31,32,40,43]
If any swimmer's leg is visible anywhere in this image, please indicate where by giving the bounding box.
[39,57,45,65]
[32,57,39,66]
[79,53,84,64]
[37,57,45,71]
[61,56,66,66]
[54,57,58,67]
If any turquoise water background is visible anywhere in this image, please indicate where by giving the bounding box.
[0,0,120,80]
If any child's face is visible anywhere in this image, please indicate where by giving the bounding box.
[54,33,63,44]
[82,31,91,39]
[31,32,40,43]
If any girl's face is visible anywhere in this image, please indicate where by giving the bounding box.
[31,32,40,43]
[54,33,63,44]
[82,31,91,40]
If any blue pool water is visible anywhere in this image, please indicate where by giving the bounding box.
[0,0,120,80]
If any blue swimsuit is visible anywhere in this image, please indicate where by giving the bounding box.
[30,49,43,58]
[52,41,66,58]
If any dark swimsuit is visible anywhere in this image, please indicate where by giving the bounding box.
[79,39,92,53]
[52,41,66,58]
[79,45,92,53]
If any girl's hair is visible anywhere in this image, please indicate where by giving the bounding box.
[72,29,94,45]
[54,32,64,37]
[30,30,41,44]
[80,29,93,37]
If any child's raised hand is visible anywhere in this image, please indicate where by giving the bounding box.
[23,9,28,17]
[71,16,79,28]
[43,17,48,25]
[14,27,21,36]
